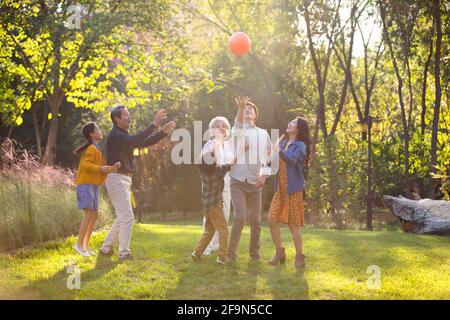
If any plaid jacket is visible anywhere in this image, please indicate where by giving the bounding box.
[198,153,230,212]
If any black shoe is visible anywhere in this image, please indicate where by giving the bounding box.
[98,249,114,257]
[119,254,134,261]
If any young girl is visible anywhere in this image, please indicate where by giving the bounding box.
[74,122,120,257]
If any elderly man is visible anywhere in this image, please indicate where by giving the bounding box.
[99,105,175,261]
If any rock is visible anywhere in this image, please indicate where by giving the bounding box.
[383,195,450,236]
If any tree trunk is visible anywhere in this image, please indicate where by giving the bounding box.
[379,1,411,195]
[421,28,434,135]
[30,102,42,159]
[366,122,373,230]
[311,115,320,161]
[430,0,442,199]
[324,137,343,228]
[43,27,63,166]
[7,126,13,138]
[303,5,328,139]
[42,112,59,165]
[42,94,63,165]
[40,103,49,137]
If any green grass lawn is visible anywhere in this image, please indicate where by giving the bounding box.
[0,220,449,300]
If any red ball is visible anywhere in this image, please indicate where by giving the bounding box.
[229,32,251,56]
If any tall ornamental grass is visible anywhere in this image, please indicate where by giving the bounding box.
[0,138,112,251]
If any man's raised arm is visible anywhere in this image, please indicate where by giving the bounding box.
[127,109,168,147]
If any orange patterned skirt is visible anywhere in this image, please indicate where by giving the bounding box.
[268,160,304,226]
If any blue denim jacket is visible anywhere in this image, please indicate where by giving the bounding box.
[274,140,307,194]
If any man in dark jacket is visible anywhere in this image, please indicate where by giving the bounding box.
[99,105,175,261]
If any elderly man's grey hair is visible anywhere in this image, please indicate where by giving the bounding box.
[208,116,231,138]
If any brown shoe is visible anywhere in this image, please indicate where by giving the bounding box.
[119,254,134,262]
[216,256,228,266]
[98,248,114,257]
[227,253,237,264]
[295,253,306,269]
[268,247,286,266]
[191,251,202,262]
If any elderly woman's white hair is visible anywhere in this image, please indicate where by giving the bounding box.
[208,116,231,138]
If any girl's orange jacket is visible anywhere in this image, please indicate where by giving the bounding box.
[75,144,107,185]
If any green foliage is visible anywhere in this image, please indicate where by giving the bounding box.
[1,0,449,225]
[0,0,191,164]
[431,164,450,200]
[0,0,188,117]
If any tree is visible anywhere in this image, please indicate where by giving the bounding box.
[0,0,180,164]
[378,0,420,194]
[339,1,384,230]
[298,0,367,225]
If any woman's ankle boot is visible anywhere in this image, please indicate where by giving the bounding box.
[268,247,286,266]
[295,253,306,269]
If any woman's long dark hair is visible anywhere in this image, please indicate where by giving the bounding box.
[295,117,312,165]
[73,122,97,155]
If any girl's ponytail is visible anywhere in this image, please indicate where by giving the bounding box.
[73,122,97,155]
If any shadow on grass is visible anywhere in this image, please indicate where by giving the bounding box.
[264,263,309,300]
[153,220,261,299]
[20,253,120,299]
[164,254,309,300]
[159,222,309,300]
[164,248,261,299]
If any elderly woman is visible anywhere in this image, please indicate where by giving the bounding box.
[202,117,234,257]
[195,117,234,262]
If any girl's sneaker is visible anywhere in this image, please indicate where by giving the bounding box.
[74,243,90,257]
[87,247,97,257]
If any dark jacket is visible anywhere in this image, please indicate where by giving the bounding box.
[106,124,166,173]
